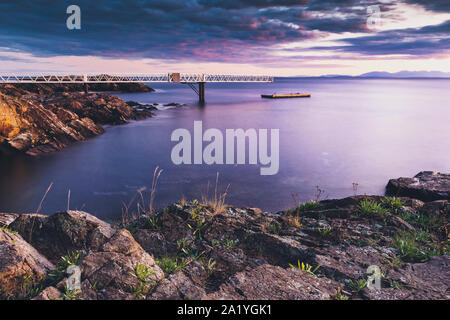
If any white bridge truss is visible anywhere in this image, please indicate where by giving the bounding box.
[0,73,274,83]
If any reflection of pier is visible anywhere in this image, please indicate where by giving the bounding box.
[0,73,274,103]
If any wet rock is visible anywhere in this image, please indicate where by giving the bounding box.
[126,101,158,112]
[0,228,55,299]
[163,102,186,107]
[204,264,339,300]
[387,171,450,201]
[10,210,116,262]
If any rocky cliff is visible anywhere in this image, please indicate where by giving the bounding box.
[0,85,152,156]
[9,82,154,94]
[0,173,448,300]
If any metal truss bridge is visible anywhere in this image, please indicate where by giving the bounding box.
[0,73,274,103]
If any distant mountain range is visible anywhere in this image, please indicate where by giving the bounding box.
[317,71,450,78]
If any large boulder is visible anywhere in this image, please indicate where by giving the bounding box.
[79,229,164,299]
[387,171,450,202]
[0,228,55,299]
[10,210,116,262]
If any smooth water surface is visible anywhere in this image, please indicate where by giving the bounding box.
[1,78,449,219]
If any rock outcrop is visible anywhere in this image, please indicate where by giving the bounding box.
[387,171,450,201]
[0,180,449,300]
[0,228,55,299]
[0,85,152,155]
[9,82,154,94]
[10,210,116,263]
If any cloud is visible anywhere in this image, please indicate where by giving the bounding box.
[405,0,450,13]
[0,0,385,63]
[0,0,448,64]
[314,19,450,56]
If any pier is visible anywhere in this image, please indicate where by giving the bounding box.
[0,73,274,103]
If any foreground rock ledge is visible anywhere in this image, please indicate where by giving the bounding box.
[0,191,449,300]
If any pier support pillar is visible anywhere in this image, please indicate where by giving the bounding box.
[198,82,205,103]
[84,83,89,94]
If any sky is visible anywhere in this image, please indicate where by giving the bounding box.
[0,0,449,76]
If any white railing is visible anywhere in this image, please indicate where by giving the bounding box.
[0,73,274,83]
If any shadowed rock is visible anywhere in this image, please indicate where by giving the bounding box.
[0,228,55,299]
[387,171,450,201]
[10,210,116,263]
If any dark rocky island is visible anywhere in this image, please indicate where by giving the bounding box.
[0,173,448,300]
[0,84,154,156]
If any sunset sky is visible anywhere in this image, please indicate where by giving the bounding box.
[0,0,449,76]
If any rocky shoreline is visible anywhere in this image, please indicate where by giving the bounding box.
[0,172,448,300]
[0,84,154,156]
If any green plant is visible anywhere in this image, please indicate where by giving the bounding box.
[297,201,322,212]
[177,238,191,250]
[204,258,217,274]
[348,279,367,293]
[289,260,320,276]
[132,264,155,298]
[355,200,388,216]
[381,197,404,213]
[126,225,139,234]
[318,226,332,236]
[1,225,18,234]
[148,217,160,230]
[190,206,202,220]
[189,218,207,239]
[180,247,203,260]
[386,278,403,289]
[211,239,220,247]
[19,274,44,299]
[335,287,349,300]
[222,239,236,249]
[157,256,186,275]
[135,264,154,282]
[393,231,440,262]
[266,222,281,235]
[63,288,82,300]
[56,251,83,272]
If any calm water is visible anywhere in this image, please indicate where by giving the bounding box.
[1,78,449,220]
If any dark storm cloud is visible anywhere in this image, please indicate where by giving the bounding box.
[0,0,447,62]
[0,0,381,61]
[314,20,450,56]
[405,0,450,13]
